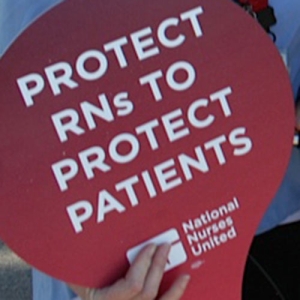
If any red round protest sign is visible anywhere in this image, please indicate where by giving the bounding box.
[0,0,294,298]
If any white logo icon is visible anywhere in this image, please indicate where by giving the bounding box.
[126,229,187,271]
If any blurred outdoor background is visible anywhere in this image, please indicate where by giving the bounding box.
[0,240,31,300]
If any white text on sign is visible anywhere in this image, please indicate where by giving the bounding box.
[16,6,204,107]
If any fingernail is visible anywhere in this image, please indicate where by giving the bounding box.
[161,243,172,257]
[180,274,191,288]
[147,243,157,256]
[182,274,191,282]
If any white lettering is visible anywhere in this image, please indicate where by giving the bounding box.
[162,109,190,142]
[131,27,160,60]
[104,37,129,68]
[188,99,215,128]
[76,50,108,80]
[52,159,79,191]
[210,87,233,117]
[79,146,111,179]
[109,133,140,163]
[113,92,134,116]
[115,176,140,206]
[45,62,78,95]
[154,159,182,192]
[178,146,209,180]
[229,127,253,156]
[67,201,93,233]
[136,119,160,150]
[157,18,185,48]
[204,135,227,165]
[17,73,45,107]
[97,190,126,223]
[139,70,164,101]
[51,109,85,142]
[180,6,204,37]
[166,61,196,91]
[81,94,114,130]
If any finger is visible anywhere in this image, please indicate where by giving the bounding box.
[93,244,157,300]
[140,243,171,299]
[159,275,190,300]
[68,285,100,300]
[125,243,158,291]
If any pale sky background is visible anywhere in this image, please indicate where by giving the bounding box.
[0,0,63,56]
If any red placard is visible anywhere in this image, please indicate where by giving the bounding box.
[0,0,294,298]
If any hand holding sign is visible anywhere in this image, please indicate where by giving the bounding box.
[70,244,190,300]
[0,0,294,298]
